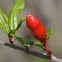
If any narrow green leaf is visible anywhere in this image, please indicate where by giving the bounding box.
[20,17,26,23]
[36,44,45,50]
[3,13,8,23]
[23,44,30,47]
[23,41,33,47]
[10,33,24,44]
[46,28,52,40]
[35,41,43,45]
[14,17,26,31]
[0,8,9,34]
[46,33,49,40]
[35,41,45,50]
[48,28,52,36]
[26,41,34,45]
[8,0,25,30]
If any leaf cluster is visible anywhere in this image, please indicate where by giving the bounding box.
[0,0,52,49]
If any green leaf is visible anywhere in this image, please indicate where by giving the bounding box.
[48,28,52,36]
[35,41,44,45]
[20,17,26,23]
[35,41,45,50]
[8,0,25,30]
[26,41,34,45]
[36,44,45,50]
[46,33,49,40]
[14,17,26,31]
[8,30,15,38]
[46,28,52,40]
[10,33,24,44]
[23,41,33,47]
[3,13,8,23]
[0,8,9,34]
[23,44,30,47]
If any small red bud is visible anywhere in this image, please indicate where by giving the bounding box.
[26,14,46,44]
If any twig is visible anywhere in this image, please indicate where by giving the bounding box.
[0,40,62,62]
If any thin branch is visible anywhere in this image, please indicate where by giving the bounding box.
[0,40,62,62]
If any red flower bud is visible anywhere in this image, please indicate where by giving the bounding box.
[26,14,46,44]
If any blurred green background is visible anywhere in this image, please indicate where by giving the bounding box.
[0,0,62,62]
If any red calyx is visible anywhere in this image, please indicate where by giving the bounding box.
[26,14,52,57]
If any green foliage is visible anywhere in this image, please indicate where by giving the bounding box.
[0,0,26,45]
[0,8,9,34]
[8,30,15,38]
[46,28,52,40]
[35,41,45,50]
[23,41,34,47]
[23,44,31,47]
[35,41,43,45]
[48,28,52,36]
[3,13,8,23]
[46,33,49,40]
[8,0,25,30]
[10,33,34,46]
[0,0,25,35]
[15,17,26,31]
[10,33,24,44]
[36,44,45,50]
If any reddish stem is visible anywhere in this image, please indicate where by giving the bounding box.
[44,43,52,57]
[9,37,14,43]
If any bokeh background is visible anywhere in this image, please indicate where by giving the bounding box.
[0,0,62,62]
